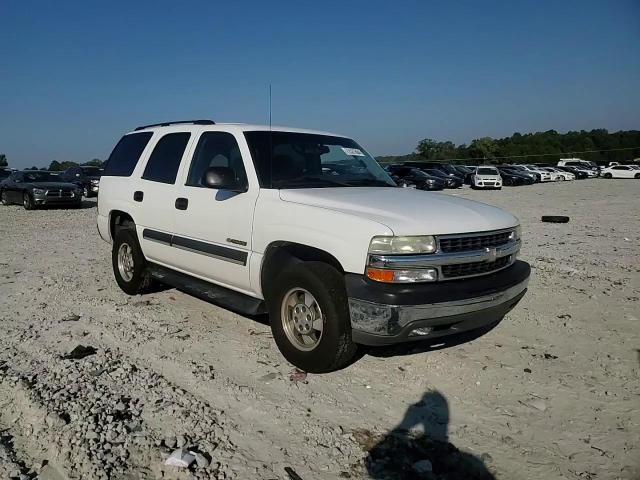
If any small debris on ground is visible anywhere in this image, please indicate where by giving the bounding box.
[61,345,97,360]
[164,448,195,468]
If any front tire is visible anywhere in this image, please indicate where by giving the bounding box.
[267,261,357,373]
[0,190,9,206]
[112,228,153,295]
[604,173,612,179]
[635,173,640,179]
[23,192,35,210]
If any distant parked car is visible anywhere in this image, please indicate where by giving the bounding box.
[547,167,575,181]
[422,168,463,188]
[0,171,83,209]
[386,165,445,191]
[404,162,465,183]
[471,166,502,189]
[522,165,554,182]
[501,165,540,183]
[600,165,640,179]
[60,165,103,197]
[496,167,534,185]
[556,166,587,179]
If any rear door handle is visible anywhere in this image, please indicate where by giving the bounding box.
[133,191,144,202]
[175,198,188,210]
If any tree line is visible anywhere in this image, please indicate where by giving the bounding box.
[0,155,104,171]
[377,129,640,165]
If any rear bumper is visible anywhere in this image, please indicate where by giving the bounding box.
[346,260,530,346]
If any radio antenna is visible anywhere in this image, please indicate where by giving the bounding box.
[269,84,273,187]
[269,83,272,130]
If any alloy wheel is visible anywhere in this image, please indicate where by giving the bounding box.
[280,288,324,351]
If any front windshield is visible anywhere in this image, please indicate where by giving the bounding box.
[477,167,498,175]
[23,172,58,182]
[244,131,395,189]
[81,167,103,176]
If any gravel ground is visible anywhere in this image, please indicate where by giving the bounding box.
[0,179,638,480]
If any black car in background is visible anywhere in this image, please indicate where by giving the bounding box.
[503,165,541,182]
[59,165,103,197]
[405,162,465,183]
[386,165,445,191]
[556,166,588,179]
[0,171,82,209]
[0,169,12,182]
[421,168,463,188]
[496,166,535,185]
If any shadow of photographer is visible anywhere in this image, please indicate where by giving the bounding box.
[364,391,495,479]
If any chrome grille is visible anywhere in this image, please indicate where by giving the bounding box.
[439,231,512,253]
[46,190,73,197]
[441,255,511,279]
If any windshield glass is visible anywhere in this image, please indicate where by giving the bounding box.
[477,167,498,175]
[0,170,10,179]
[23,172,58,182]
[81,167,103,176]
[244,131,395,189]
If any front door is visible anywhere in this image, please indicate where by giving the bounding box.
[171,131,257,294]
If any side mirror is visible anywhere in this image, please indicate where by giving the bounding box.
[202,167,244,191]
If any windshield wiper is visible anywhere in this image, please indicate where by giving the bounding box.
[273,176,353,188]
[343,178,394,187]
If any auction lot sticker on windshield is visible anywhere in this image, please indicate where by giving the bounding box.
[342,147,365,156]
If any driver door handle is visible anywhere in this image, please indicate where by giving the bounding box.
[175,198,188,210]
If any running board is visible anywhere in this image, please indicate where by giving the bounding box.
[147,263,267,316]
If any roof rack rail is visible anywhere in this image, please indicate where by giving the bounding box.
[134,119,215,131]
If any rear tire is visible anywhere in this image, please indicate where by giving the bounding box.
[267,261,357,373]
[0,190,9,206]
[604,173,612,179]
[635,173,640,179]
[23,192,35,210]
[112,228,153,295]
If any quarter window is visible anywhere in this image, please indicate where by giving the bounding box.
[103,132,153,177]
[142,132,191,184]
[186,132,247,188]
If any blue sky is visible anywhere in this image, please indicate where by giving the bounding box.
[1,0,639,168]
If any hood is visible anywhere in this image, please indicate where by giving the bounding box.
[279,187,519,236]
[25,182,80,190]
[475,174,501,180]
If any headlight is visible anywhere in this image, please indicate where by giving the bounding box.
[32,188,45,195]
[509,225,522,241]
[369,236,436,255]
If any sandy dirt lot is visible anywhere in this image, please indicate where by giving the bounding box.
[0,179,638,480]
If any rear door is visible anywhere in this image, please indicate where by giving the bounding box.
[134,131,195,268]
[171,130,257,293]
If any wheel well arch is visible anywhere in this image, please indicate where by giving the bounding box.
[260,241,344,300]
[109,210,136,240]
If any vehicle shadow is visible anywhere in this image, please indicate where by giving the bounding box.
[41,200,96,210]
[362,390,495,479]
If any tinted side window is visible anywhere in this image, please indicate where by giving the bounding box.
[142,133,191,184]
[104,132,153,177]
[186,132,247,187]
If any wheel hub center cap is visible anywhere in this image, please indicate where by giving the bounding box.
[292,303,313,334]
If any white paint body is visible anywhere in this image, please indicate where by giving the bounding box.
[98,124,520,300]
[471,167,502,189]
[600,165,640,179]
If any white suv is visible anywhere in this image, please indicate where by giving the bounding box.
[97,120,530,372]
[470,166,502,189]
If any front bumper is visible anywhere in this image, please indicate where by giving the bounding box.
[346,260,530,346]
[33,193,81,205]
